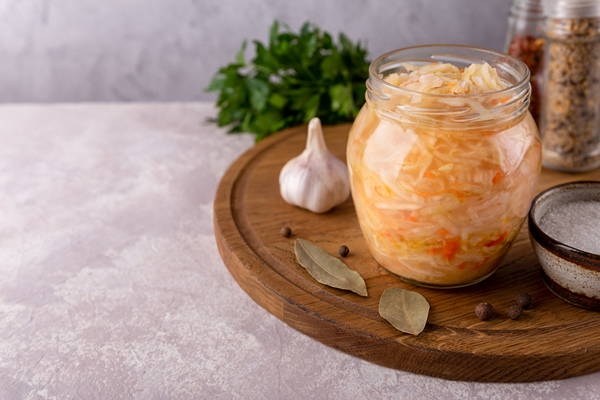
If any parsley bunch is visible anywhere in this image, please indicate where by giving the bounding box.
[205,21,370,141]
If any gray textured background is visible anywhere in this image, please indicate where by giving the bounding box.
[0,0,511,103]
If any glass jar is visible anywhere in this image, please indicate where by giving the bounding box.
[347,45,542,288]
[539,0,600,172]
[505,0,545,125]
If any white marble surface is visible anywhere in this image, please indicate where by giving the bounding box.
[0,102,599,399]
[0,0,510,103]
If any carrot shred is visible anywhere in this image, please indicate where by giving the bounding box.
[473,257,490,270]
[436,228,450,237]
[428,247,443,255]
[485,231,507,247]
[492,171,505,185]
[450,189,466,200]
[414,189,466,199]
[443,239,460,261]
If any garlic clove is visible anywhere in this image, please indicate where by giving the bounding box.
[279,118,350,213]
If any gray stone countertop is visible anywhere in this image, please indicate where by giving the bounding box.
[0,102,598,399]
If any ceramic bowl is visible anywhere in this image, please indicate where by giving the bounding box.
[528,181,600,311]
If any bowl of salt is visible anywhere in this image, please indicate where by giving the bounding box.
[528,181,600,310]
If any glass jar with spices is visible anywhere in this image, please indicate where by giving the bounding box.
[347,45,542,288]
[540,0,600,172]
[505,0,545,125]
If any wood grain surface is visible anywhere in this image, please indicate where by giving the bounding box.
[213,123,600,382]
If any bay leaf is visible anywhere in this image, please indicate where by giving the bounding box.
[294,238,368,297]
[379,288,429,336]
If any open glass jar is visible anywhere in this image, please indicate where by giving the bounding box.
[505,0,545,125]
[347,45,542,288]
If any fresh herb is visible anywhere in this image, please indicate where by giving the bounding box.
[205,21,370,141]
[294,238,367,296]
[379,288,430,336]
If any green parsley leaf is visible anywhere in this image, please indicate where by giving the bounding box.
[205,20,370,141]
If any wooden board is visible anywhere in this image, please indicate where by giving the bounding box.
[213,123,600,382]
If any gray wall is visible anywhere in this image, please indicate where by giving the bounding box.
[0,0,511,103]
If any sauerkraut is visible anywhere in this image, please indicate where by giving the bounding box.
[348,62,542,287]
[385,62,506,94]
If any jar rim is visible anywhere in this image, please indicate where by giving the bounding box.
[369,44,531,100]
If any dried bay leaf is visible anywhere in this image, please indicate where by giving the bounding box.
[379,288,429,336]
[294,238,368,297]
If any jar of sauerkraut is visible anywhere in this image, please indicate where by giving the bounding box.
[347,45,542,288]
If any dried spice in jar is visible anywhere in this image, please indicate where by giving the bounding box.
[505,0,545,124]
[540,0,600,172]
[508,34,544,124]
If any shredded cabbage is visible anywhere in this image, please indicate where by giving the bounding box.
[384,62,507,94]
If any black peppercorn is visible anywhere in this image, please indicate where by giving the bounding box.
[280,226,292,238]
[515,292,532,310]
[475,302,494,321]
[507,305,523,320]
[338,245,350,257]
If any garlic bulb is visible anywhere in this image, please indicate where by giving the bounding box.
[279,118,350,213]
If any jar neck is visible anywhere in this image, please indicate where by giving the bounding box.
[542,0,600,19]
[545,17,600,38]
[366,45,531,130]
[510,0,544,18]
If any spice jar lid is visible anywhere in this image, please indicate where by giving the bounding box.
[542,0,600,18]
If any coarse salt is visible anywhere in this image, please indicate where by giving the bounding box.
[539,200,600,255]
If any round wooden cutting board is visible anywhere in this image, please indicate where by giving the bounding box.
[213,123,600,382]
